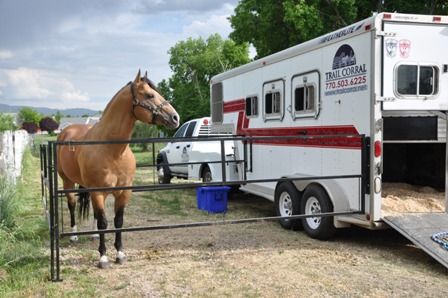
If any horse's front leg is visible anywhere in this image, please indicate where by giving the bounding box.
[63,180,78,242]
[91,193,109,268]
[114,190,131,264]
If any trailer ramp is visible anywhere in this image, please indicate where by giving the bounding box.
[383,213,448,269]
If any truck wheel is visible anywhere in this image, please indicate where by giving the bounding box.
[202,166,212,183]
[274,182,302,230]
[300,185,335,240]
[157,161,172,184]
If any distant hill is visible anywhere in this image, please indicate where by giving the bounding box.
[0,103,99,117]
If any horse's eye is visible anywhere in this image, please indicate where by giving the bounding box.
[145,93,155,100]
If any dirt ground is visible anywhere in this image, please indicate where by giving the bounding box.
[53,180,448,298]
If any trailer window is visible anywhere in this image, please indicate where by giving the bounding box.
[245,96,258,117]
[396,65,439,97]
[294,85,315,113]
[211,82,223,123]
[265,91,281,115]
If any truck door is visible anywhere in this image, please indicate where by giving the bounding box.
[167,120,196,174]
[382,21,448,110]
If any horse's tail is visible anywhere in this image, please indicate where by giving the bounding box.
[77,185,90,221]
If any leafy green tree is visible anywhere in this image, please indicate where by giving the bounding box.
[132,121,160,150]
[230,0,448,58]
[54,111,62,123]
[164,34,250,126]
[17,107,42,125]
[0,114,16,132]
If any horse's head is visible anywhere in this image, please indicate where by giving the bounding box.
[131,70,180,129]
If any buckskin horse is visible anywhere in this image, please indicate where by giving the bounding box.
[57,70,179,268]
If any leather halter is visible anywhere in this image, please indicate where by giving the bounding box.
[129,81,171,123]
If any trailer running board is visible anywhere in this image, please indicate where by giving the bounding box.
[383,213,448,269]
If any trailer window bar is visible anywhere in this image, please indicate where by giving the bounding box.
[245,95,258,117]
[395,64,439,98]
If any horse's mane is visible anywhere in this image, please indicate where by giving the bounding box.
[101,82,131,120]
[100,78,160,120]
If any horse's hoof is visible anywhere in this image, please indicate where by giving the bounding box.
[70,235,79,243]
[98,255,110,269]
[115,251,127,265]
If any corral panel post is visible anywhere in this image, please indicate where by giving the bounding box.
[221,139,226,182]
[52,142,62,282]
[47,144,55,281]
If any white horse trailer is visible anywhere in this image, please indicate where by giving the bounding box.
[210,13,448,267]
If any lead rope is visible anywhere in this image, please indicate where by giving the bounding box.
[431,231,448,250]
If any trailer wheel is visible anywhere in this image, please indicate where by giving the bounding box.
[300,185,335,240]
[274,182,302,230]
[202,165,212,183]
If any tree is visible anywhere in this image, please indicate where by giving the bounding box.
[164,34,250,126]
[18,107,42,126]
[230,0,448,58]
[0,114,16,132]
[39,117,59,133]
[54,111,62,123]
[21,122,39,134]
[132,121,160,150]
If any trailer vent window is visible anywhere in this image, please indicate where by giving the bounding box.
[211,82,223,123]
[396,65,439,97]
[265,91,281,115]
[245,96,258,117]
[294,85,315,113]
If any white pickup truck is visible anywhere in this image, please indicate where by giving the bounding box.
[156,117,238,184]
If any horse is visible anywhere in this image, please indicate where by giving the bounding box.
[57,70,180,268]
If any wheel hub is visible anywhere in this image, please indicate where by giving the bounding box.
[305,196,321,229]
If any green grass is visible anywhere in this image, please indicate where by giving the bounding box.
[0,149,51,296]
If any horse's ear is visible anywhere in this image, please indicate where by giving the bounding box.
[134,69,141,83]
[144,71,148,80]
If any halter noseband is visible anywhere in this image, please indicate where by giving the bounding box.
[130,81,171,122]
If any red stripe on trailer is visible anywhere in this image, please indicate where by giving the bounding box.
[223,99,245,113]
[223,99,361,149]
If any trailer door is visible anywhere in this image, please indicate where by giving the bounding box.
[382,21,448,110]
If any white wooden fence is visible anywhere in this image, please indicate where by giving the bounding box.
[0,130,30,182]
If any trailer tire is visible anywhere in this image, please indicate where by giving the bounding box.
[275,182,302,230]
[300,184,336,240]
[202,165,212,183]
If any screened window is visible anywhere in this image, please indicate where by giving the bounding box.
[397,65,439,96]
[211,82,223,123]
[265,91,281,115]
[245,96,258,117]
[294,85,315,113]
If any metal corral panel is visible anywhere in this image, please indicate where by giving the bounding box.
[383,213,448,269]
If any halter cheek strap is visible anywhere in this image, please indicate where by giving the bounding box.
[130,82,171,123]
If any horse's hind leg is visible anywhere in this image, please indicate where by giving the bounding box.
[114,190,131,264]
[63,179,78,242]
[91,193,109,268]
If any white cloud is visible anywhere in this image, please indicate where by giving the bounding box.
[4,67,90,106]
[0,50,14,60]
[181,3,235,38]
[7,68,51,98]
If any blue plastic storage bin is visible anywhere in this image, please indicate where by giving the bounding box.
[196,186,230,213]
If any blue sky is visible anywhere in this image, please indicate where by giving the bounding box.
[0,0,240,110]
